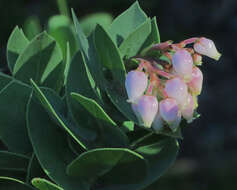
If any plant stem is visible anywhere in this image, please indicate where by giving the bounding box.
[130,132,154,149]
[57,0,70,17]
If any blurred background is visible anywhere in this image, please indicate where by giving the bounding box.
[0,0,237,189]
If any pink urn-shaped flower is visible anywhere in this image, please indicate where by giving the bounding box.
[194,37,221,60]
[181,93,195,122]
[159,98,181,131]
[135,95,159,128]
[188,67,203,95]
[125,70,148,103]
[152,113,164,131]
[172,49,193,81]
[165,77,188,108]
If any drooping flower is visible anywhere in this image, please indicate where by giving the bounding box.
[194,37,221,60]
[164,77,188,108]
[135,95,159,128]
[181,93,195,122]
[125,70,148,103]
[152,113,164,131]
[172,49,193,81]
[159,98,181,131]
[188,67,203,95]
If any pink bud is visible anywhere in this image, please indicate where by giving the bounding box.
[181,93,194,122]
[194,37,221,60]
[159,98,181,131]
[188,67,203,95]
[136,95,159,128]
[125,70,148,103]
[172,49,193,81]
[152,113,164,131]
[165,77,188,108]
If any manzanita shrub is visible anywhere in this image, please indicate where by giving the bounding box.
[0,2,221,190]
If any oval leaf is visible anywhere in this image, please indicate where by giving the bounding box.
[119,18,151,58]
[139,17,160,55]
[13,32,64,91]
[0,177,34,190]
[97,138,178,190]
[0,151,29,172]
[7,26,29,72]
[48,15,77,58]
[30,80,88,150]
[27,94,90,190]
[67,148,147,184]
[70,92,129,147]
[0,80,32,154]
[94,25,138,123]
[32,178,63,190]
[109,1,147,45]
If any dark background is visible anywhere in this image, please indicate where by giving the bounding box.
[0,0,237,189]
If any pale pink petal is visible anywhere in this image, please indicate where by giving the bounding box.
[136,95,159,128]
[172,49,193,81]
[194,37,221,60]
[125,70,148,103]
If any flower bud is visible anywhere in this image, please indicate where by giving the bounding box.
[125,70,148,103]
[194,37,221,60]
[165,77,188,108]
[193,53,202,66]
[152,113,164,131]
[159,98,181,131]
[172,49,193,81]
[136,95,159,128]
[188,67,203,95]
[181,93,194,122]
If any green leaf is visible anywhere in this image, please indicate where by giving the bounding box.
[80,13,113,36]
[0,151,29,172]
[0,177,35,190]
[67,148,146,184]
[0,170,25,181]
[71,92,116,126]
[30,80,88,150]
[7,26,29,72]
[66,51,99,101]
[32,178,63,190]
[0,80,32,154]
[95,25,126,81]
[94,25,138,123]
[66,51,105,143]
[71,11,102,93]
[122,121,134,132]
[71,9,89,56]
[64,43,71,85]
[140,17,160,55]
[70,92,129,147]
[13,32,64,91]
[0,72,12,91]
[99,138,178,190]
[48,15,78,59]
[27,93,90,190]
[24,16,42,40]
[26,154,45,184]
[135,138,179,189]
[109,1,147,45]
[119,18,151,58]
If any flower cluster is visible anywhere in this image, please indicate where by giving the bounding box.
[125,37,221,132]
